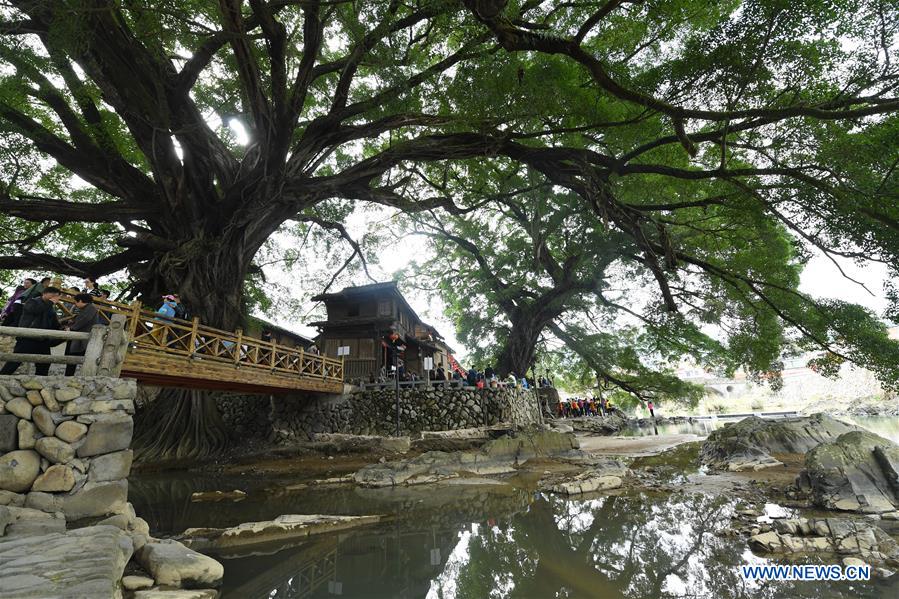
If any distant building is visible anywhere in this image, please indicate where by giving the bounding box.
[310,282,454,382]
[245,316,315,350]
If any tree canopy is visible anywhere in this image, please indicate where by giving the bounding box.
[2,0,899,405]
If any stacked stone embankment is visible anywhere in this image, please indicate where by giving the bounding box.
[0,375,224,598]
[0,376,135,519]
[271,385,542,441]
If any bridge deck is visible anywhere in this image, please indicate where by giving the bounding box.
[55,293,343,395]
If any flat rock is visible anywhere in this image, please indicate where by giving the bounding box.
[136,540,223,588]
[0,450,40,493]
[2,505,66,536]
[549,475,623,495]
[87,449,133,482]
[312,432,411,453]
[60,480,129,520]
[190,489,246,502]
[798,430,899,513]
[0,525,132,598]
[76,413,132,457]
[133,590,218,599]
[180,514,381,553]
[27,480,129,520]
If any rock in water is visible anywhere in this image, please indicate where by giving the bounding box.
[179,514,381,553]
[137,540,224,588]
[700,413,857,471]
[748,516,899,568]
[797,430,899,513]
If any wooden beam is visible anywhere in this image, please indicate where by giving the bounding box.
[0,353,84,365]
[0,326,90,341]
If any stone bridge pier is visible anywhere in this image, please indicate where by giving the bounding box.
[0,374,223,598]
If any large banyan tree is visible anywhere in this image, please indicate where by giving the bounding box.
[1,0,898,456]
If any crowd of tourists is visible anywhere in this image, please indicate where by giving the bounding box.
[557,396,615,418]
[0,275,110,376]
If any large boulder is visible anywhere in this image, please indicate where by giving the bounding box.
[797,430,899,514]
[0,450,41,493]
[700,413,857,471]
[136,540,223,588]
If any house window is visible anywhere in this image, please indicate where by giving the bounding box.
[378,300,391,316]
[347,303,360,317]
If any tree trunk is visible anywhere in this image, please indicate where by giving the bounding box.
[133,389,230,463]
[132,237,253,463]
[495,315,542,379]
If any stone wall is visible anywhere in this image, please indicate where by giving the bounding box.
[136,385,273,441]
[1,375,225,597]
[271,385,542,441]
[0,375,136,522]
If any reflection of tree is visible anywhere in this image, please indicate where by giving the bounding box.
[448,495,728,598]
[445,491,862,599]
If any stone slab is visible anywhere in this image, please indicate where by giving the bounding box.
[0,525,132,598]
[76,414,133,458]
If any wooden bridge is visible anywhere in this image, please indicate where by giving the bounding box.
[2,293,344,395]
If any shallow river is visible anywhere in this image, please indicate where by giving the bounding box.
[130,417,899,599]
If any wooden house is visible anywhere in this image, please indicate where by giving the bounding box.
[310,282,454,381]
[245,316,316,350]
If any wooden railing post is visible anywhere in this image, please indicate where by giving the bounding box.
[80,325,107,376]
[189,316,200,356]
[233,328,243,367]
[270,339,276,371]
[82,314,129,377]
[128,300,142,339]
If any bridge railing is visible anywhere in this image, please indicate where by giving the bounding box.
[54,292,343,383]
[0,313,129,376]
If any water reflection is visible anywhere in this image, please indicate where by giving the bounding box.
[194,489,899,598]
[128,417,899,598]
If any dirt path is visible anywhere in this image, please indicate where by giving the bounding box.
[577,433,704,456]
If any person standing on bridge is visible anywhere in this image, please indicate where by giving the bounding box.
[647,400,655,419]
[0,287,62,376]
[63,294,100,376]
[82,276,102,297]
